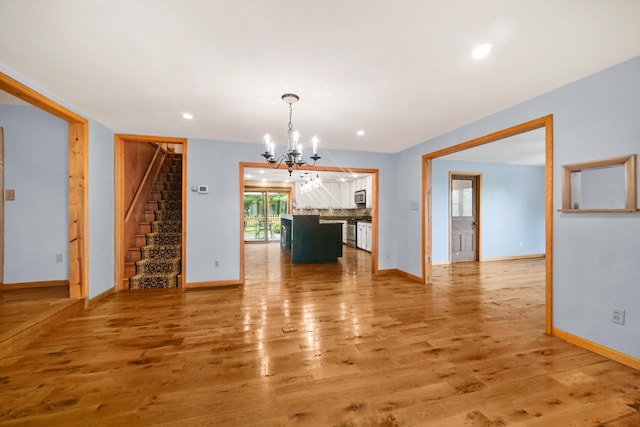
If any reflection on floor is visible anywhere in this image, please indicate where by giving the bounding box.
[1,250,639,425]
[245,242,372,283]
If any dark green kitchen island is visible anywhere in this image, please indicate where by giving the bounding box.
[280,214,342,264]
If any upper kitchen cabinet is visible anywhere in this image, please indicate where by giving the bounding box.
[294,173,372,209]
[324,183,341,208]
[365,175,372,208]
[339,181,352,208]
[295,181,341,208]
[354,175,373,208]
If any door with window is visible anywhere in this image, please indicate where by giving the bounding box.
[450,174,479,262]
[243,190,289,242]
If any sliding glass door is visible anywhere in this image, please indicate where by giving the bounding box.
[243,190,289,242]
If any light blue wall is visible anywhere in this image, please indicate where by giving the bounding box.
[0,105,69,283]
[88,119,115,298]
[185,138,397,283]
[432,160,545,263]
[396,56,640,358]
[0,65,115,297]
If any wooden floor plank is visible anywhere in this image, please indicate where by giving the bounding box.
[0,244,638,426]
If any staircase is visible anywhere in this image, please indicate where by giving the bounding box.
[126,154,182,289]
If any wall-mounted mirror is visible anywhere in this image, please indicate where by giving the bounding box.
[561,154,637,212]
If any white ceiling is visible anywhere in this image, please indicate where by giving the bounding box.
[1,1,639,154]
[442,128,545,166]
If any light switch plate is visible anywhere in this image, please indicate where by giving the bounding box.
[5,189,15,201]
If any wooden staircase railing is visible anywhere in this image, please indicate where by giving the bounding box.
[123,145,167,263]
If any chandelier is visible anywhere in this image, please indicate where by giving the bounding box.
[262,93,321,176]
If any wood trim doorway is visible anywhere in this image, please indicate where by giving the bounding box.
[0,127,3,284]
[0,72,89,299]
[114,134,188,291]
[238,162,380,284]
[422,115,554,334]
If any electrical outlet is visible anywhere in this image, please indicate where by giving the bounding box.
[55,253,63,263]
[611,308,625,325]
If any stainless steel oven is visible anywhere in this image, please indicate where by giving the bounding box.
[346,222,357,247]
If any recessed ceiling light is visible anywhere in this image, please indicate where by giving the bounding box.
[245,174,252,179]
[182,112,193,120]
[357,130,365,136]
[259,170,265,174]
[352,173,358,178]
[472,43,492,59]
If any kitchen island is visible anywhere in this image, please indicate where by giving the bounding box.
[280,214,342,264]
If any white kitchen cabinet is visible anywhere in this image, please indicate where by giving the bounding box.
[357,222,365,249]
[348,181,356,208]
[339,181,349,208]
[365,222,372,251]
[307,187,323,208]
[324,183,340,208]
[356,222,372,252]
[365,175,372,208]
[339,180,357,208]
[294,183,307,208]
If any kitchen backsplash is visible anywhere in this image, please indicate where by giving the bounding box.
[292,208,372,218]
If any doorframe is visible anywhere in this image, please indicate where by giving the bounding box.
[449,172,481,263]
[422,115,553,334]
[239,162,379,283]
[114,134,188,291]
[0,127,3,284]
[0,72,89,298]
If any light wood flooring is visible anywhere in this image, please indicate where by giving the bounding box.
[0,244,639,426]
[0,285,83,355]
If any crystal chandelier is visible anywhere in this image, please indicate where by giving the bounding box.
[262,93,321,176]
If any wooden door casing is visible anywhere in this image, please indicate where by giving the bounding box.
[450,174,479,263]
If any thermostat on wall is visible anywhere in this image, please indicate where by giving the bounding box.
[191,185,209,194]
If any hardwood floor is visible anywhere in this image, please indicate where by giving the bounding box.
[1,244,639,426]
[0,285,83,355]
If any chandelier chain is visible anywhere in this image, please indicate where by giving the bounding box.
[288,102,293,132]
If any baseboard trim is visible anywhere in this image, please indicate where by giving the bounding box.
[85,287,115,308]
[185,279,241,289]
[376,269,423,283]
[481,254,545,262]
[552,327,640,371]
[1,280,69,290]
